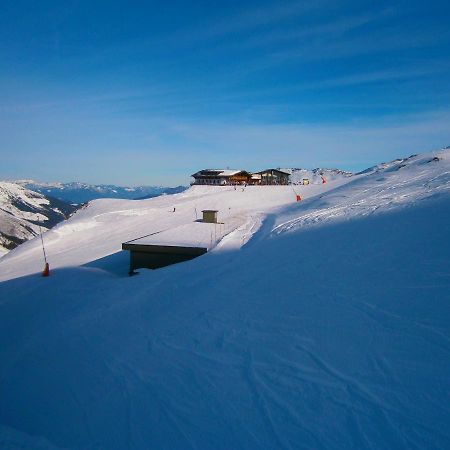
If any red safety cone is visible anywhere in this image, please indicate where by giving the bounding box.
[296,194,302,202]
[42,262,50,277]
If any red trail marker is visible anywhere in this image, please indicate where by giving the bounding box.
[42,262,50,277]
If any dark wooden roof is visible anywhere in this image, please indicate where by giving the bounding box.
[191,169,251,178]
[255,169,290,176]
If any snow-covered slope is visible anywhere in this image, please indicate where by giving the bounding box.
[15,180,187,204]
[0,182,76,256]
[0,148,449,449]
[282,167,353,184]
[0,178,346,281]
[274,151,450,233]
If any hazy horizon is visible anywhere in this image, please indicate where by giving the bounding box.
[2,142,449,188]
[1,0,449,185]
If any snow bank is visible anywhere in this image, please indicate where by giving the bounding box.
[0,148,449,449]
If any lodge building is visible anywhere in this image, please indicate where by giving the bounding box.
[191,169,252,185]
[191,168,290,186]
[256,169,290,185]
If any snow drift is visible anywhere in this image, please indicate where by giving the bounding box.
[0,149,449,449]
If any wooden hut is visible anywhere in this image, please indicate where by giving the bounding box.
[255,169,290,185]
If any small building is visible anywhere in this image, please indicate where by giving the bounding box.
[202,210,218,223]
[122,222,218,274]
[255,169,290,185]
[122,242,207,274]
[191,169,252,186]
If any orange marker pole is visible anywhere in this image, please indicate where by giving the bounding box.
[38,221,50,277]
[42,262,50,277]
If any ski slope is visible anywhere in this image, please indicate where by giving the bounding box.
[0,179,346,282]
[0,148,449,449]
[273,150,450,234]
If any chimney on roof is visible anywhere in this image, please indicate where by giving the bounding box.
[202,210,218,223]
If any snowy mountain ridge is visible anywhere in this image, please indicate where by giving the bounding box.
[281,167,353,184]
[14,180,187,204]
[0,182,76,256]
[274,149,450,235]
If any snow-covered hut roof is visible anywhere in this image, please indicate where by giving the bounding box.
[191,169,247,178]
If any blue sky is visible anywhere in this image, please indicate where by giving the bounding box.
[1,0,449,185]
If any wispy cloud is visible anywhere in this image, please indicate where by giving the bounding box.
[260,26,450,68]
[2,105,449,184]
[283,66,449,91]
[141,109,450,172]
[163,0,332,47]
[237,9,395,49]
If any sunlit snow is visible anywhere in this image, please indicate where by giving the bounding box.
[0,148,449,449]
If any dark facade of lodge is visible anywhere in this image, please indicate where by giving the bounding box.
[191,170,252,186]
[255,169,290,185]
[191,168,290,186]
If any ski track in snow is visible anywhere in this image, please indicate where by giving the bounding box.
[272,155,450,236]
[0,149,450,449]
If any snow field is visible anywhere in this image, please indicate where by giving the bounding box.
[0,148,449,449]
[0,180,346,282]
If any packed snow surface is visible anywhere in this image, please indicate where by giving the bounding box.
[0,149,449,449]
[0,180,343,281]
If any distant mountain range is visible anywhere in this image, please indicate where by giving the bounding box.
[14,181,188,204]
[0,182,77,255]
